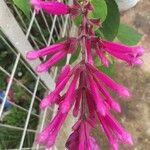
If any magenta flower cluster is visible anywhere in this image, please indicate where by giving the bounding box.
[26,0,144,149]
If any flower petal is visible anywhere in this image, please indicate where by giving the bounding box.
[36,50,66,72]
[26,42,65,60]
[31,0,70,15]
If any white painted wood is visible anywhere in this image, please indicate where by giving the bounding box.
[0,0,55,90]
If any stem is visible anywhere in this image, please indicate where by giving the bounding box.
[79,0,89,62]
[78,0,91,118]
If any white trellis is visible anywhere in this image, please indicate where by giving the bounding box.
[0,0,73,149]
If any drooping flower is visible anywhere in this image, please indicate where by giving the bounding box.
[30,0,83,16]
[66,119,101,150]
[39,62,130,114]
[37,62,133,149]
[31,0,70,15]
[26,38,78,72]
[37,110,68,148]
[97,111,133,150]
[39,64,80,109]
[56,64,71,86]
[94,39,144,66]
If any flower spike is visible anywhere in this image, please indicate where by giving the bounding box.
[26,0,144,149]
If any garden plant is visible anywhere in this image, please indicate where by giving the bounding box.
[26,0,144,149]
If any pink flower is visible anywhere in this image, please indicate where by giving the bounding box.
[40,62,130,112]
[37,62,133,149]
[26,38,78,72]
[35,62,133,149]
[31,0,70,15]
[86,63,131,97]
[39,64,79,109]
[56,64,71,86]
[73,90,82,117]
[66,120,101,150]
[95,44,109,67]
[87,74,107,116]
[59,72,80,113]
[97,111,133,150]
[37,110,67,147]
[96,39,144,66]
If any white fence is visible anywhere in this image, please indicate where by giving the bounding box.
[0,0,72,149]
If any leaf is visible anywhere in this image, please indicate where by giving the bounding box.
[95,29,105,38]
[54,56,67,67]
[13,0,31,18]
[90,0,107,22]
[95,56,115,76]
[69,45,81,64]
[117,23,142,45]
[99,0,120,41]
[74,14,83,27]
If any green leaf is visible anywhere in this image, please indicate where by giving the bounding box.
[69,45,81,64]
[90,0,107,22]
[13,0,31,18]
[74,14,83,27]
[117,23,142,45]
[95,29,105,38]
[95,56,115,76]
[99,0,120,41]
[54,56,67,67]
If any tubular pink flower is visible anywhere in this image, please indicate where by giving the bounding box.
[26,38,78,73]
[99,115,119,150]
[103,49,143,66]
[40,74,72,109]
[86,63,131,97]
[78,122,86,149]
[100,40,144,65]
[87,74,106,116]
[86,90,96,117]
[40,64,80,110]
[31,0,70,15]
[105,113,133,145]
[37,110,61,144]
[60,73,80,113]
[37,111,67,147]
[26,41,66,60]
[66,120,101,150]
[36,50,66,72]
[73,90,82,117]
[102,40,144,55]
[94,76,121,113]
[95,44,109,67]
[97,112,133,147]
[56,64,71,86]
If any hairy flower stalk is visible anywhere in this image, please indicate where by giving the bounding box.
[27,0,144,149]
